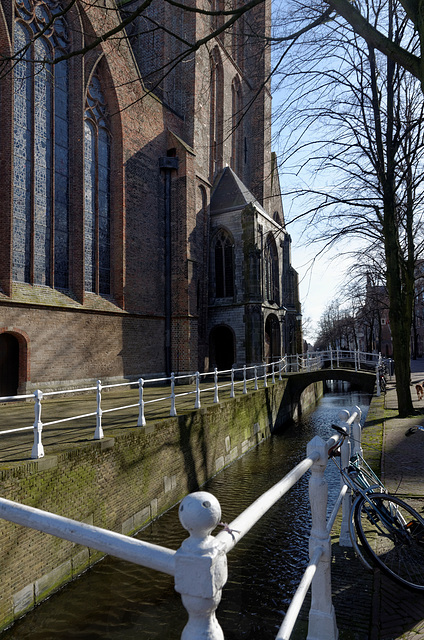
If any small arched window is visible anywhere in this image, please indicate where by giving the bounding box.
[84,72,111,295]
[13,0,69,288]
[264,235,279,304]
[214,230,234,298]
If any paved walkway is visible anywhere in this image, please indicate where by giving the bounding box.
[0,376,244,465]
[332,359,424,640]
[374,359,424,640]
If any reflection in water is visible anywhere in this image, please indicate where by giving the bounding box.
[2,387,370,639]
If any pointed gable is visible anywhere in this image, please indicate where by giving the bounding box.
[210,167,264,214]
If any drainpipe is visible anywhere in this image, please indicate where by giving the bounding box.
[159,155,179,377]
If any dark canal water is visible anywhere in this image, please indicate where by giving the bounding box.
[2,384,371,640]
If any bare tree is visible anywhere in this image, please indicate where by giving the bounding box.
[274,0,424,415]
[314,299,357,350]
[273,0,423,89]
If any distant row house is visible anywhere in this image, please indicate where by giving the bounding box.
[356,268,424,359]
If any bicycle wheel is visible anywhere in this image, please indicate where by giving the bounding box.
[354,492,424,590]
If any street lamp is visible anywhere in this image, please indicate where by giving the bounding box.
[280,307,287,355]
[296,313,303,354]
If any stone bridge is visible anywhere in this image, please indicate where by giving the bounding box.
[285,367,377,411]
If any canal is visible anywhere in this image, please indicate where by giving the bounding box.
[2,384,371,640]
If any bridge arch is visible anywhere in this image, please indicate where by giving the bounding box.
[286,369,376,414]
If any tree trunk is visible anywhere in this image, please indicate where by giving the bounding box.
[379,31,414,418]
[383,202,414,416]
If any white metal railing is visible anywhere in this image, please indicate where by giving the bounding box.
[0,350,381,459]
[0,408,361,640]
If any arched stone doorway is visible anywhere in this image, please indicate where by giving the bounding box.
[0,333,20,397]
[209,325,235,371]
[265,314,281,363]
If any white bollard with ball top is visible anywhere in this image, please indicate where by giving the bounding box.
[175,491,228,640]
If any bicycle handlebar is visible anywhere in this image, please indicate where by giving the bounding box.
[328,424,348,458]
[332,424,348,436]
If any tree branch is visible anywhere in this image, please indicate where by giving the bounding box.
[324,0,422,79]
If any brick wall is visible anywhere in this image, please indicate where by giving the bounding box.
[0,379,322,631]
[1,305,166,391]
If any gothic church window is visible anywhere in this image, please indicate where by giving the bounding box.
[84,72,111,295]
[211,0,225,32]
[231,76,243,176]
[165,8,185,114]
[214,230,234,298]
[231,0,244,69]
[210,47,223,177]
[264,235,279,304]
[13,0,69,288]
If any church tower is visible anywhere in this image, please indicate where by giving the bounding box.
[0,0,300,393]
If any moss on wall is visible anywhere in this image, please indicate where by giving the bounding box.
[0,379,322,631]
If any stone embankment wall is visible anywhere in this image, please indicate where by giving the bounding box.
[0,379,322,632]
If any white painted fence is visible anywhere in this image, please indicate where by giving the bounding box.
[0,409,361,639]
[0,350,382,459]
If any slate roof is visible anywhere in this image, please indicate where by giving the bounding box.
[210,167,266,215]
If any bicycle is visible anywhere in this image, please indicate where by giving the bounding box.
[329,423,424,591]
[377,364,387,393]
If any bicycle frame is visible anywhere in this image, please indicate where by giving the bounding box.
[329,425,385,497]
[329,422,424,589]
[329,426,410,571]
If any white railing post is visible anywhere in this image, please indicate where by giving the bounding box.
[254,365,258,390]
[263,362,268,387]
[338,410,352,547]
[214,368,219,404]
[94,380,104,440]
[194,372,201,409]
[376,364,381,397]
[31,389,45,459]
[306,436,338,640]
[175,492,227,640]
[271,362,275,384]
[339,432,352,547]
[170,373,177,416]
[243,365,247,394]
[230,367,235,398]
[137,378,146,427]
[278,359,282,380]
[351,406,363,458]
[330,348,333,370]
[336,349,340,369]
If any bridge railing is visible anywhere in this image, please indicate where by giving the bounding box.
[0,350,379,459]
[0,408,360,640]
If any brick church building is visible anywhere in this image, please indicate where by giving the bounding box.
[0,0,301,395]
